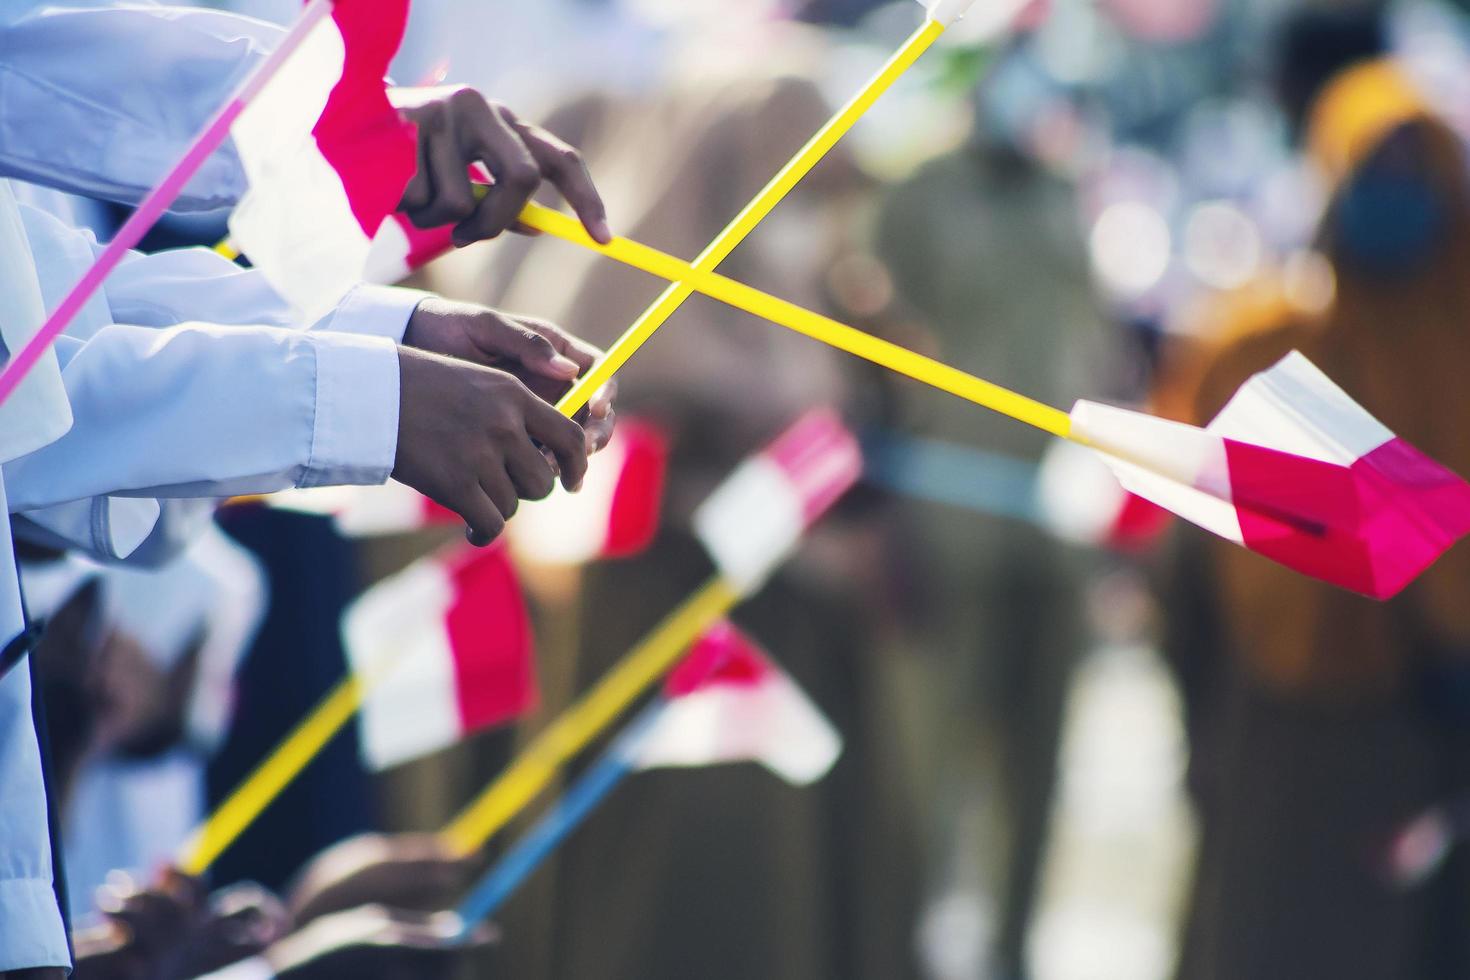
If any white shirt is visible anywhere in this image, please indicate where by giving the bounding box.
[0,2,427,561]
[4,204,425,560]
[0,1,285,211]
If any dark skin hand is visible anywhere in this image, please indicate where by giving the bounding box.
[392,348,589,545]
[268,906,494,980]
[74,873,289,980]
[286,834,477,927]
[393,86,612,247]
[403,297,617,456]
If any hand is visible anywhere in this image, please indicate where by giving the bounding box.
[269,906,494,980]
[286,834,476,927]
[94,869,205,959]
[403,298,617,454]
[83,869,205,980]
[393,86,610,247]
[169,883,292,980]
[393,348,588,545]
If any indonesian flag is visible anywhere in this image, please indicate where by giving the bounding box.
[228,0,419,318]
[508,419,668,566]
[694,409,864,594]
[343,543,537,771]
[631,622,841,786]
[1072,351,1470,599]
[364,162,487,284]
[366,212,456,285]
[1037,439,1170,552]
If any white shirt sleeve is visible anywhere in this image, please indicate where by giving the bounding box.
[20,200,426,342]
[3,322,401,505]
[0,4,285,211]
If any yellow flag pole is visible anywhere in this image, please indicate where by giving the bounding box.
[550,17,947,418]
[440,576,740,856]
[177,677,368,874]
[516,202,1074,440]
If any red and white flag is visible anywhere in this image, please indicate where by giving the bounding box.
[228,0,419,317]
[1037,438,1170,552]
[693,409,863,595]
[631,622,841,786]
[343,543,537,771]
[1072,351,1470,598]
[508,419,668,566]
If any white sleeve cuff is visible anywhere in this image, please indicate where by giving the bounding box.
[311,283,428,344]
[198,955,276,980]
[302,332,400,489]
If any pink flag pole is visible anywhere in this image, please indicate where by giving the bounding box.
[0,0,336,407]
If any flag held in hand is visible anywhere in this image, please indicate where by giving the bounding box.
[694,409,863,595]
[228,0,418,318]
[343,543,536,771]
[631,622,841,786]
[1072,351,1470,599]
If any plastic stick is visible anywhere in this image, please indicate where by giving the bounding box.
[454,704,662,927]
[549,17,947,418]
[516,201,1074,439]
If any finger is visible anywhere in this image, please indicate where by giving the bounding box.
[585,408,616,455]
[479,468,519,524]
[513,316,598,376]
[589,376,617,419]
[506,442,557,501]
[469,313,579,381]
[451,484,505,547]
[523,400,588,492]
[409,128,478,229]
[516,122,611,243]
[399,125,434,213]
[455,105,540,246]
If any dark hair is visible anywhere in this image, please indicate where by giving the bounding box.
[1275,7,1388,138]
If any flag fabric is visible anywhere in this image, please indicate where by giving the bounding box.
[632,621,841,785]
[228,0,418,318]
[694,409,864,594]
[1037,438,1170,552]
[342,543,536,770]
[508,419,668,566]
[363,162,487,283]
[1071,351,1470,598]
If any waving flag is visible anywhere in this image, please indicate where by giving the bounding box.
[509,419,669,566]
[343,543,536,771]
[453,622,839,926]
[1073,352,1470,599]
[1036,439,1170,551]
[694,409,864,593]
[228,0,418,317]
[635,622,840,785]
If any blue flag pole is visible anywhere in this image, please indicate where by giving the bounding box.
[455,702,665,931]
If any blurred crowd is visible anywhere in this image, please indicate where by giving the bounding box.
[9,0,1470,978]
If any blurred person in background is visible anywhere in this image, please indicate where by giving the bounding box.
[404,3,926,978]
[1162,20,1470,976]
[873,46,1111,980]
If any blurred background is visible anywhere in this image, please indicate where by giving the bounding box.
[40,0,1470,977]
